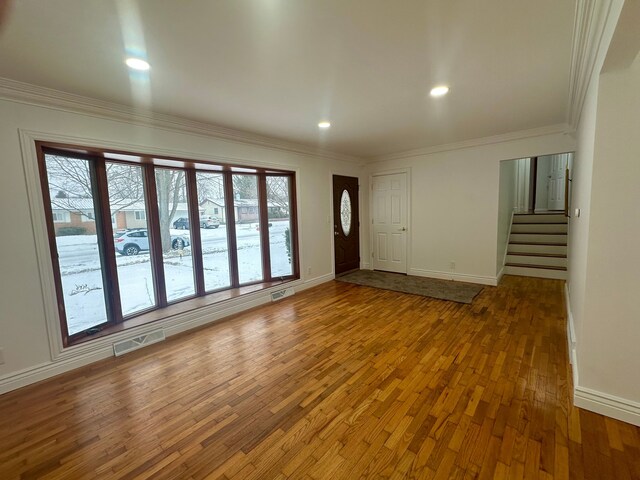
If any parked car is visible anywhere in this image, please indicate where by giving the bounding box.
[114,229,190,256]
[200,216,220,229]
[173,217,190,229]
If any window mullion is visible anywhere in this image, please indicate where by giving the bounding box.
[223,171,240,287]
[144,163,168,307]
[93,158,123,324]
[258,174,271,281]
[186,169,205,296]
[289,174,301,279]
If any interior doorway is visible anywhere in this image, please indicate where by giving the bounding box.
[371,172,408,274]
[333,175,360,275]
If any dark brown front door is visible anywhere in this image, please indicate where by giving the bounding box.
[333,175,360,275]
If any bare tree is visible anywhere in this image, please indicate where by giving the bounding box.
[196,173,224,204]
[266,176,290,217]
[155,169,185,252]
[232,175,257,199]
[46,155,145,219]
[46,155,185,252]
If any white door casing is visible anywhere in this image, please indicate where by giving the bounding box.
[548,154,567,210]
[372,173,407,273]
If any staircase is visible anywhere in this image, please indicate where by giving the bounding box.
[504,212,567,280]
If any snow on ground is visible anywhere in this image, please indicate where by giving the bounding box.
[56,222,293,335]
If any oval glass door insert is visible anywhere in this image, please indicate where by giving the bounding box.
[340,189,352,236]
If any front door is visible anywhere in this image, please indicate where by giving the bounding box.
[372,172,408,273]
[333,175,360,275]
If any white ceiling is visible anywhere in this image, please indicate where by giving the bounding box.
[0,0,576,158]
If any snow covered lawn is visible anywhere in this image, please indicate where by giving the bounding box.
[57,222,292,335]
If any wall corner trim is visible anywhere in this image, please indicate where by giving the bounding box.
[574,387,640,427]
[368,124,571,163]
[564,283,579,384]
[0,77,363,165]
[409,268,498,286]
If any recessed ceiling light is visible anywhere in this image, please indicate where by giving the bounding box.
[318,121,331,129]
[430,85,450,97]
[125,57,150,71]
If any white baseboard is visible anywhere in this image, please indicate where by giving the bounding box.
[563,284,640,427]
[564,284,578,385]
[409,268,497,286]
[0,274,334,395]
[360,262,371,270]
[496,267,505,284]
[301,272,335,289]
[574,387,640,427]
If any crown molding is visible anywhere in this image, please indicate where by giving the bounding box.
[566,0,624,130]
[368,123,572,163]
[0,77,364,165]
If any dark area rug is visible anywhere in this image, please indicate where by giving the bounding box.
[335,270,484,304]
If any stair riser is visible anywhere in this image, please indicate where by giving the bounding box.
[510,224,567,234]
[513,214,567,224]
[508,244,567,255]
[506,255,567,267]
[504,266,567,280]
[509,233,567,243]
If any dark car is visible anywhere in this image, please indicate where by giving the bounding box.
[173,217,190,229]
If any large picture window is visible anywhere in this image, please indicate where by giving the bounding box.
[37,143,299,346]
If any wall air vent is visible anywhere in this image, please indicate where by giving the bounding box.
[271,287,295,302]
[113,329,165,357]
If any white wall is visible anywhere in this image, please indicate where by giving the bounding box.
[567,76,599,351]
[564,0,640,426]
[579,60,640,404]
[496,160,517,275]
[368,133,575,285]
[0,96,368,390]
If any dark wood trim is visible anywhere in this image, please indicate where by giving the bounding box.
[93,158,123,324]
[36,141,294,174]
[508,241,567,246]
[35,143,72,346]
[258,175,271,281]
[504,262,567,271]
[34,142,300,348]
[288,174,301,279]
[223,172,240,287]
[531,156,538,211]
[144,164,168,308]
[186,170,205,296]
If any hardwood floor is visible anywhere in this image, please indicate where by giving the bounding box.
[1,276,639,479]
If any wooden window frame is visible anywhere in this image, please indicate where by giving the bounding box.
[36,141,300,347]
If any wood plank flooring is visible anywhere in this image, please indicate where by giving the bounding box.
[1,275,639,479]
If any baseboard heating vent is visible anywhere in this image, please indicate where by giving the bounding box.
[113,329,165,357]
[271,287,295,302]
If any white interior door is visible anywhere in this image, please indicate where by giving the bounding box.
[372,173,407,273]
[548,154,567,210]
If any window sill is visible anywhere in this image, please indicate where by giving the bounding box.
[70,278,296,346]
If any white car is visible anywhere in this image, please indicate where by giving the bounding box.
[200,216,220,229]
[114,229,190,256]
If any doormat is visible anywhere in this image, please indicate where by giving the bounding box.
[336,270,483,304]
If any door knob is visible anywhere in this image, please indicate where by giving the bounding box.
[334,231,339,236]
[399,227,406,231]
